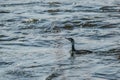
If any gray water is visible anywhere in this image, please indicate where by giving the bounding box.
[0,0,120,80]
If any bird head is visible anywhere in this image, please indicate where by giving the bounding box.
[66,38,74,42]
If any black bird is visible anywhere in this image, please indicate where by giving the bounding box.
[66,38,92,57]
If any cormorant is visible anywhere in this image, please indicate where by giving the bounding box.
[66,38,92,57]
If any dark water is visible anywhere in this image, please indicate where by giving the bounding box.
[0,0,120,80]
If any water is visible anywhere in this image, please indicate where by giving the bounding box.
[0,0,120,80]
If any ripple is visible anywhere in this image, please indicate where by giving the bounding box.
[0,61,13,66]
[4,19,18,22]
[45,72,61,80]
[0,35,8,38]
[0,37,19,41]
[40,1,63,8]
[6,69,33,78]
[0,10,10,13]
[0,1,42,7]
[99,6,120,12]
[22,64,52,69]
[94,67,119,80]
[22,18,39,23]
[0,42,42,47]
[100,23,120,28]
[107,47,120,53]
[47,2,61,7]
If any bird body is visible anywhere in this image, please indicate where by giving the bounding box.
[70,49,92,57]
[66,38,92,57]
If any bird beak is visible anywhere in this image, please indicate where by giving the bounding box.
[65,38,68,40]
[65,38,70,41]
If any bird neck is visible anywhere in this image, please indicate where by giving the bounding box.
[71,41,75,51]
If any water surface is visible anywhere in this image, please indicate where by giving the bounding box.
[0,0,120,80]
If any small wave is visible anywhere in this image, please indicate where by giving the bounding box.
[0,1,42,7]
[0,37,19,41]
[93,67,119,80]
[99,6,120,12]
[45,72,61,80]
[0,61,13,66]
[100,23,120,28]
[6,69,33,78]
[0,35,8,38]
[0,10,10,13]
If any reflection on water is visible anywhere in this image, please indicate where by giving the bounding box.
[0,0,120,80]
